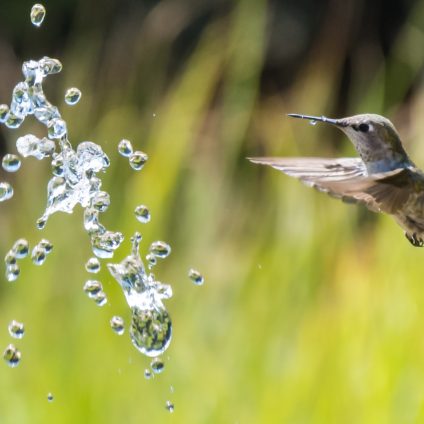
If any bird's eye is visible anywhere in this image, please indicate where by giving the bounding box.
[358,123,370,132]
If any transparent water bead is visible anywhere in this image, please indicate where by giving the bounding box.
[38,239,53,253]
[64,87,81,105]
[91,231,124,259]
[188,268,204,286]
[30,4,46,27]
[5,251,17,266]
[129,151,148,171]
[144,369,153,379]
[3,344,21,367]
[16,134,55,160]
[145,253,157,268]
[2,154,21,172]
[110,316,125,335]
[47,393,54,402]
[5,264,20,282]
[0,104,9,122]
[12,239,29,258]
[0,182,13,202]
[149,241,171,259]
[85,257,101,273]
[8,320,25,339]
[165,401,174,413]
[83,280,103,298]
[118,139,133,157]
[134,205,151,224]
[47,118,67,139]
[150,357,164,374]
[31,245,46,266]
[107,233,173,357]
[309,120,317,126]
[94,291,107,306]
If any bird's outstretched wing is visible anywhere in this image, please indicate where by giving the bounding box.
[249,157,420,214]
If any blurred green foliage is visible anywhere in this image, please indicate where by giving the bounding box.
[2,0,424,422]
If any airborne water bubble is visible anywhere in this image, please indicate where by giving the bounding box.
[110,316,125,335]
[2,154,21,172]
[188,268,204,286]
[129,151,148,171]
[149,241,171,259]
[47,393,54,402]
[134,205,151,224]
[30,4,46,27]
[85,257,101,273]
[31,245,46,266]
[118,139,133,157]
[64,87,81,105]
[0,182,13,202]
[3,344,21,367]
[94,291,108,306]
[12,239,30,259]
[8,320,25,339]
[83,280,103,298]
[5,264,20,282]
[150,357,165,374]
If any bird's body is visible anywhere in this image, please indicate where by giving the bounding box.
[249,113,424,247]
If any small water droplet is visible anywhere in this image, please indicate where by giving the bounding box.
[165,400,174,413]
[149,241,171,259]
[64,87,81,105]
[47,393,54,402]
[94,291,108,306]
[8,320,24,339]
[188,268,204,286]
[2,154,21,172]
[36,217,47,230]
[150,357,165,374]
[145,253,157,268]
[6,264,20,282]
[38,239,53,253]
[144,368,153,379]
[170,385,174,393]
[129,151,148,171]
[309,119,317,126]
[118,139,133,157]
[5,251,17,266]
[110,316,124,335]
[30,4,46,27]
[3,344,21,367]
[12,239,29,258]
[85,257,101,273]
[31,245,46,265]
[0,182,13,202]
[83,280,103,298]
[134,205,151,224]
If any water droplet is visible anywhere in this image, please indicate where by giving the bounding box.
[64,87,81,105]
[170,385,174,393]
[145,253,157,268]
[149,241,171,259]
[91,191,110,212]
[6,264,20,282]
[0,182,13,202]
[30,4,46,27]
[188,268,204,286]
[85,257,101,273]
[144,368,153,379]
[38,238,53,253]
[36,217,47,230]
[83,280,103,298]
[0,104,9,123]
[118,139,133,157]
[5,251,17,266]
[309,119,317,126]
[2,154,21,172]
[47,393,54,402]
[12,239,29,259]
[47,118,67,139]
[16,134,55,160]
[110,316,124,335]
[130,306,172,357]
[150,357,165,374]
[5,113,24,129]
[134,205,151,224]
[165,400,174,413]
[91,231,124,258]
[94,291,108,306]
[31,245,46,266]
[129,151,148,171]
[8,320,24,339]
[3,344,21,367]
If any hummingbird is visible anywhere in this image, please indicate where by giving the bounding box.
[249,113,424,247]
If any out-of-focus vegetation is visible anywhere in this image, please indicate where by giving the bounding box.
[1,0,424,422]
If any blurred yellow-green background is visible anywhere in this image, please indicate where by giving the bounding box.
[1,0,424,422]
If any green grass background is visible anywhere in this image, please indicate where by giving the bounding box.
[1,1,424,422]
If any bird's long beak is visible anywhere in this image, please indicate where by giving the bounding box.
[287,113,346,127]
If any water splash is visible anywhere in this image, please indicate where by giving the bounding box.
[107,233,172,357]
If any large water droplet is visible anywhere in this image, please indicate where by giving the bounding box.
[3,344,21,367]
[85,257,101,273]
[134,205,151,224]
[64,87,81,105]
[2,154,21,172]
[30,4,46,27]
[0,182,13,202]
[83,280,103,298]
[150,357,164,374]
[149,241,171,259]
[165,401,174,413]
[130,306,172,357]
[129,151,148,171]
[8,320,25,339]
[118,139,133,157]
[110,316,124,335]
[188,268,204,286]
